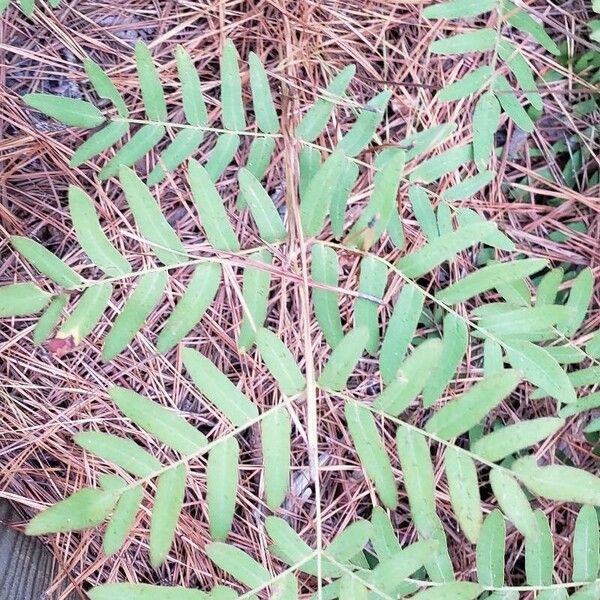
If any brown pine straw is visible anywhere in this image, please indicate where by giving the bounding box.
[0,1,599,598]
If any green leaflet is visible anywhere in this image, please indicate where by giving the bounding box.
[403,123,458,160]
[559,393,600,418]
[525,509,553,586]
[512,456,600,505]
[569,582,600,600]
[445,447,482,544]
[135,41,167,121]
[26,488,118,535]
[396,427,455,582]
[329,157,359,239]
[84,58,128,117]
[336,89,391,157]
[188,159,241,252]
[504,340,576,405]
[220,40,246,131]
[380,284,425,384]
[149,463,187,567]
[573,505,600,582]
[501,1,560,56]
[409,143,473,183]
[148,129,205,186]
[536,267,563,305]
[0,282,51,317]
[238,136,275,207]
[396,427,436,526]
[205,133,240,181]
[68,185,131,276]
[424,0,497,19]
[495,278,531,307]
[271,573,298,600]
[435,203,452,239]
[497,39,542,111]
[299,146,321,201]
[437,66,495,102]
[244,136,276,180]
[89,583,208,599]
[248,52,279,134]
[489,468,537,538]
[327,520,372,561]
[475,305,567,339]
[544,345,586,365]
[473,92,501,172]
[410,186,438,240]
[109,387,207,455]
[375,338,443,416]
[487,592,521,600]
[387,208,405,248]
[301,150,345,237]
[239,250,273,351]
[426,370,521,439]
[396,221,496,278]
[410,583,483,600]
[33,293,67,344]
[317,327,369,391]
[483,338,504,376]
[311,243,344,348]
[557,267,593,336]
[156,262,221,353]
[430,29,497,55]
[371,506,402,560]
[75,431,162,477]
[586,330,600,358]
[369,540,437,594]
[207,438,239,541]
[57,282,112,344]
[99,124,166,180]
[443,171,495,200]
[261,406,291,511]
[471,417,564,462]
[70,121,129,168]
[102,483,144,556]
[175,45,208,126]
[23,93,105,128]
[120,167,186,265]
[476,510,506,586]
[296,64,355,142]
[339,575,367,600]
[455,208,515,251]
[182,348,259,426]
[492,75,534,133]
[422,313,468,407]
[265,516,319,574]
[345,401,397,509]
[237,168,286,243]
[436,258,548,304]
[346,150,405,248]
[256,328,305,395]
[11,236,83,289]
[354,255,387,355]
[102,270,168,361]
[530,365,600,400]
